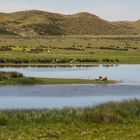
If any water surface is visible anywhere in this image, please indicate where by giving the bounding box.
[0,64,140,83]
[0,65,140,109]
[0,84,140,109]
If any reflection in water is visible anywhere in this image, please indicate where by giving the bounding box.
[0,64,119,68]
[0,64,101,68]
[0,84,140,109]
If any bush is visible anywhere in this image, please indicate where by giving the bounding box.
[0,115,8,126]
[102,58,114,62]
[99,46,128,51]
[76,58,100,63]
[0,72,23,80]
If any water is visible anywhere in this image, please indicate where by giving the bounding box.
[0,64,140,109]
[0,84,140,109]
[0,64,140,83]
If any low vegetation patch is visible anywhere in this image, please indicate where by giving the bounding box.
[0,71,116,85]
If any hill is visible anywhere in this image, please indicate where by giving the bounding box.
[0,10,140,36]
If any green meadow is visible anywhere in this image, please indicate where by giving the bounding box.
[0,35,140,64]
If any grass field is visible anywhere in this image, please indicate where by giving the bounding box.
[0,99,140,140]
[0,35,140,64]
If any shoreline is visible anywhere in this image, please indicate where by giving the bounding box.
[0,77,117,86]
[0,63,139,68]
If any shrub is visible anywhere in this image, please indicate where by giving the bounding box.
[0,115,9,126]
[102,58,114,62]
[76,58,100,63]
[0,72,23,80]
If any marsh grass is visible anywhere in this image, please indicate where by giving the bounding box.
[0,99,139,125]
[0,100,140,139]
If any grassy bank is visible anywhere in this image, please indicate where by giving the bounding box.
[0,99,140,139]
[0,71,115,85]
[0,35,140,64]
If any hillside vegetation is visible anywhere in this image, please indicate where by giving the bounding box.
[0,10,140,36]
[0,10,140,64]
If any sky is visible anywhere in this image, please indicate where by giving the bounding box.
[0,0,140,21]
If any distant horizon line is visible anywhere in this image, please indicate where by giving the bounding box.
[0,9,139,22]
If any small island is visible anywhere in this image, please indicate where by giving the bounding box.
[0,71,116,85]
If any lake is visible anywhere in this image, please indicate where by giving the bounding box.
[0,64,140,109]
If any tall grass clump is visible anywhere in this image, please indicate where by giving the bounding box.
[0,99,140,126]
